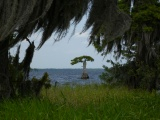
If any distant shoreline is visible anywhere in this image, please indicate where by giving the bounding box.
[31,68,104,70]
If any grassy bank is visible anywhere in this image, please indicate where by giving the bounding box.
[0,85,160,120]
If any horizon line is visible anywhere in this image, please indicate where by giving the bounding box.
[31,68,104,69]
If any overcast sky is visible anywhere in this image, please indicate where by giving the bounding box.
[10,17,113,69]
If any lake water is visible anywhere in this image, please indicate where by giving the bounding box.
[29,69,104,86]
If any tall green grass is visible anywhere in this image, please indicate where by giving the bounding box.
[0,85,160,120]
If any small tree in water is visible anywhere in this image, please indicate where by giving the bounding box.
[71,56,94,79]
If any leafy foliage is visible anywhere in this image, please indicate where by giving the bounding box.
[98,0,160,91]
[71,55,94,65]
[100,50,160,91]
[9,42,51,98]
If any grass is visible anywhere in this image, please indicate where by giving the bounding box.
[0,85,160,120]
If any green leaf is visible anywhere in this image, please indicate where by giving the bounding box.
[71,55,94,65]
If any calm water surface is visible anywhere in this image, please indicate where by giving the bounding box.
[29,69,104,86]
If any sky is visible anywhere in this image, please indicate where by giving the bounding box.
[10,17,113,69]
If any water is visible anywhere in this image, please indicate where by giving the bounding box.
[29,69,104,86]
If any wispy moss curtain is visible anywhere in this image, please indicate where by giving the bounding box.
[0,0,131,49]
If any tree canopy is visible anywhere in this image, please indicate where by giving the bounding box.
[0,0,131,50]
[71,55,94,65]
[99,0,160,91]
[90,0,160,62]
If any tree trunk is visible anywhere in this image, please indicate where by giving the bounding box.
[81,60,89,79]
[149,71,158,92]
[0,40,11,99]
